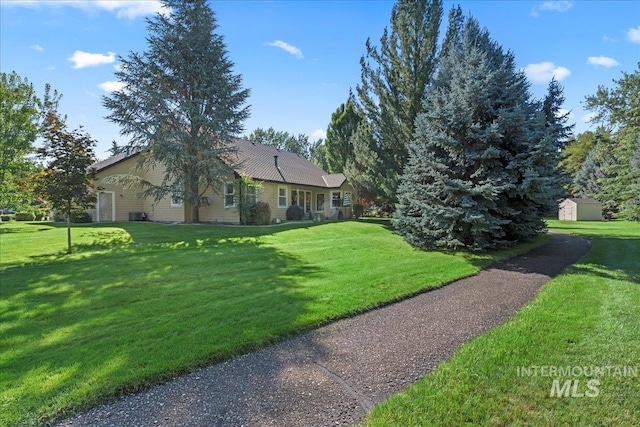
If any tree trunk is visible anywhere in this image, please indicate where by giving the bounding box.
[190,203,199,223]
[66,200,72,254]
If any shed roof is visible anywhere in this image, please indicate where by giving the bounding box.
[565,198,601,204]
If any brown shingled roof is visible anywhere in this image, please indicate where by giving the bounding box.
[93,138,347,189]
[93,150,140,172]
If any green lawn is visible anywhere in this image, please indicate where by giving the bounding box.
[363,219,640,426]
[0,219,545,427]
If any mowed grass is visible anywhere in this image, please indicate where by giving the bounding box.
[0,219,546,427]
[363,219,640,426]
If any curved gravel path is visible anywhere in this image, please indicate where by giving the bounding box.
[55,233,591,427]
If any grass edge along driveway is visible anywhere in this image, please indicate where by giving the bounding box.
[362,219,640,427]
[1,219,546,427]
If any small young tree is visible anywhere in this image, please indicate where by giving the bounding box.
[34,100,97,254]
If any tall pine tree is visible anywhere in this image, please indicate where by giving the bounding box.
[394,17,561,250]
[324,100,361,174]
[346,0,443,211]
[103,0,250,223]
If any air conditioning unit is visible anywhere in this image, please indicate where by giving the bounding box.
[128,212,146,221]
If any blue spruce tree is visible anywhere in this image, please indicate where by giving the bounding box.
[394,17,563,250]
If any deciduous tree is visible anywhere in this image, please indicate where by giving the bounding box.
[34,91,97,254]
[0,72,40,211]
[584,63,640,220]
[246,127,311,159]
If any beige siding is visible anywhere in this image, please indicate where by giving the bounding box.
[92,156,354,224]
[140,164,185,222]
[198,173,240,223]
[93,156,145,222]
[576,203,602,221]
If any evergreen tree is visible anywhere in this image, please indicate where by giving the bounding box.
[347,0,443,211]
[324,100,361,173]
[539,78,574,202]
[394,17,558,250]
[103,0,250,223]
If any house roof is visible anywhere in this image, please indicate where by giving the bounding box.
[229,138,346,188]
[93,149,140,172]
[564,198,601,204]
[93,138,347,189]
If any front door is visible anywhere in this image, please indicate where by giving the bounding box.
[97,192,115,222]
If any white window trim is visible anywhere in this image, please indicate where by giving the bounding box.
[278,185,288,208]
[224,181,236,208]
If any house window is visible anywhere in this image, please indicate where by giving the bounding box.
[305,191,312,212]
[317,194,325,211]
[170,185,182,207]
[278,186,288,208]
[291,189,299,206]
[332,191,342,208]
[245,184,258,205]
[224,182,235,208]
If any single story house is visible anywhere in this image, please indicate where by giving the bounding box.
[558,198,602,221]
[88,138,353,223]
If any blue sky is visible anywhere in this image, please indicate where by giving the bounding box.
[1,0,639,159]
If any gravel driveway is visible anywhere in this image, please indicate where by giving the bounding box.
[54,233,591,427]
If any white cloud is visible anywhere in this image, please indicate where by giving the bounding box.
[3,1,166,19]
[68,51,116,69]
[627,26,640,44]
[602,35,616,42]
[92,1,168,19]
[30,44,44,51]
[587,56,619,67]
[523,62,571,83]
[311,128,326,140]
[581,112,596,123]
[267,40,303,59]
[531,1,573,17]
[556,109,573,119]
[99,81,126,92]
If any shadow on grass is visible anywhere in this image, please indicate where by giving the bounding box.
[0,235,326,426]
[567,236,640,283]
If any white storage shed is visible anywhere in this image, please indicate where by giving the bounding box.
[558,198,602,221]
